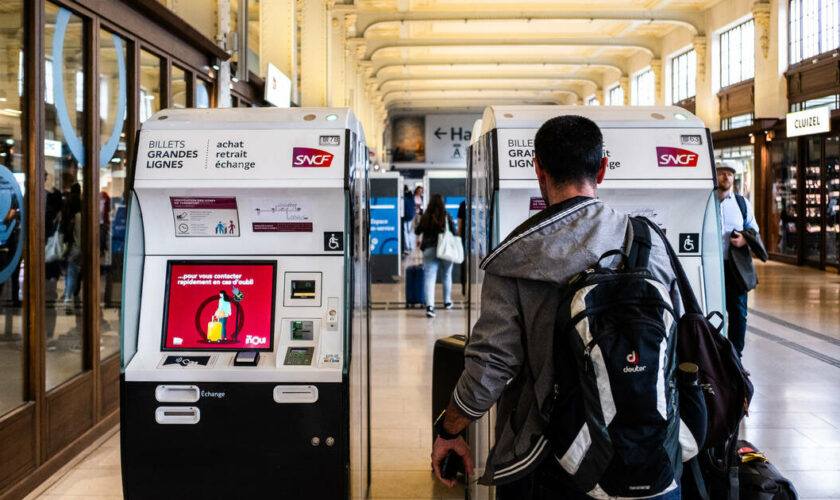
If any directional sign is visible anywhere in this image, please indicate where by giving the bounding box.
[425,114,481,167]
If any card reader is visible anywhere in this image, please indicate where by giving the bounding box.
[234,351,260,366]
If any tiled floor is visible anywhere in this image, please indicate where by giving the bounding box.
[25,261,840,499]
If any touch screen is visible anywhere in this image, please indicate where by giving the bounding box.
[162,261,277,351]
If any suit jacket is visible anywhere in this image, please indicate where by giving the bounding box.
[727,228,767,293]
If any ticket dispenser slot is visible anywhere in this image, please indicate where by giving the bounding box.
[155,406,201,425]
[154,385,200,403]
[273,385,319,403]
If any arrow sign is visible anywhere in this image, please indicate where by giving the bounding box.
[434,127,446,140]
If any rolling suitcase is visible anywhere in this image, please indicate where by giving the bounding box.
[431,334,466,444]
[405,264,425,308]
[736,441,798,500]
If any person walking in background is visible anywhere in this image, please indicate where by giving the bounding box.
[402,185,416,255]
[415,194,456,318]
[717,163,764,359]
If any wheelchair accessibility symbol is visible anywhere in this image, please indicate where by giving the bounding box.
[324,232,344,252]
[678,233,700,254]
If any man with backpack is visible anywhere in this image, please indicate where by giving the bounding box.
[432,116,703,499]
[716,163,761,358]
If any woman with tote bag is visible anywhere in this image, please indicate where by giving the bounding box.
[415,194,457,318]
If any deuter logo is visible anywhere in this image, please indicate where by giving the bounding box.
[624,350,647,373]
[292,147,333,167]
[656,147,699,167]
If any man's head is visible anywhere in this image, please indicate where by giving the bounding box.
[534,115,607,204]
[716,163,736,192]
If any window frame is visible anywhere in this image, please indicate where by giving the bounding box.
[719,19,755,88]
[670,49,696,104]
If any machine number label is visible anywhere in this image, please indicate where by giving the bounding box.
[324,232,344,252]
[679,233,700,253]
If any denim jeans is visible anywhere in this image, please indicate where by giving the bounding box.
[724,260,748,356]
[64,258,81,302]
[422,247,452,308]
[497,460,682,500]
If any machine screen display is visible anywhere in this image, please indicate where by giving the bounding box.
[291,280,316,299]
[162,261,277,351]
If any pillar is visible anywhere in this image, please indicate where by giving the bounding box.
[752,0,785,118]
[300,0,328,106]
[216,0,232,107]
[260,0,297,88]
[619,76,630,106]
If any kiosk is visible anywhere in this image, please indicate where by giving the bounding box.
[370,173,402,283]
[120,108,370,499]
[464,105,725,499]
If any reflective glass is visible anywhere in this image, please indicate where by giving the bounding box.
[139,50,161,123]
[826,136,839,264]
[769,141,799,257]
[171,66,187,109]
[805,138,822,261]
[45,3,86,389]
[196,78,211,108]
[0,0,26,417]
[99,29,128,360]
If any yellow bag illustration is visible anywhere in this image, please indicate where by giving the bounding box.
[207,320,222,342]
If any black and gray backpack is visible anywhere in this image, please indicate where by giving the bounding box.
[546,217,694,498]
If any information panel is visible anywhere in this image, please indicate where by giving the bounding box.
[370,197,400,255]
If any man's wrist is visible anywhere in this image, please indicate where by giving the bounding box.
[434,411,460,440]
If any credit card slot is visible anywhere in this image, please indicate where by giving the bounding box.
[273,385,319,404]
[155,406,201,424]
[155,385,200,403]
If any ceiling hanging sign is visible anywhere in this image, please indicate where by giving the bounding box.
[264,63,291,108]
[424,114,481,168]
[786,106,831,138]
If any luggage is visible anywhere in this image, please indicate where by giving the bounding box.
[405,264,425,308]
[207,320,222,342]
[638,217,754,448]
[546,219,693,498]
[431,334,466,445]
[737,441,798,500]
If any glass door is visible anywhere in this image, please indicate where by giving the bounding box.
[826,136,839,266]
[769,140,799,257]
[804,138,823,264]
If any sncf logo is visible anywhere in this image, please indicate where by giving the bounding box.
[626,351,639,365]
[656,147,699,167]
[292,147,334,167]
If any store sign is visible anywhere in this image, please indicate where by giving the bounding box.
[264,63,291,108]
[786,107,831,138]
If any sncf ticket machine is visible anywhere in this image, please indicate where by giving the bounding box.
[120,108,370,499]
[464,106,725,499]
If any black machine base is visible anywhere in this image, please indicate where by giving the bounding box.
[121,377,348,499]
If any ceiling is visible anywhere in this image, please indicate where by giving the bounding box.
[348,0,718,114]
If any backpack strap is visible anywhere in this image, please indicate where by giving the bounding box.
[628,217,652,268]
[734,194,748,224]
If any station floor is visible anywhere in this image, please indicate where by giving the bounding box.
[23,260,840,499]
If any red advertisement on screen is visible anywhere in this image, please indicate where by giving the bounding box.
[162,262,276,350]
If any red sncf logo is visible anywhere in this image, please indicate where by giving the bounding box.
[292,147,333,167]
[656,147,699,167]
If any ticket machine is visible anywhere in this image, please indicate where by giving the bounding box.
[120,108,370,499]
[464,105,725,499]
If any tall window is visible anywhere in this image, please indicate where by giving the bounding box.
[790,0,840,64]
[632,69,655,105]
[671,49,696,104]
[720,19,755,87]
[586,96,600,106]
[607,85,624,105]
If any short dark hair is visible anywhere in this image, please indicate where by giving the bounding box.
[534,115,603,185]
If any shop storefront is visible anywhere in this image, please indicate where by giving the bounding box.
[0,1,227,496]
[766,108,839,268]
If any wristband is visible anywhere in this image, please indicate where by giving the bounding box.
[434,410,460,440]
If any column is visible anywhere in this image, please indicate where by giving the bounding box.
[216,0,232,107]
[619,76,630,106]
[752,0,785,118]
[300,0,328,106]
[650,58,664,105]
[692,35,716,127]
[260,0,296,84]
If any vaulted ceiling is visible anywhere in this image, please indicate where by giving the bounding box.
[349,0,718,114]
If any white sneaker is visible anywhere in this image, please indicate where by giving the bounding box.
[426,306,436,318]
[444,302,453,310]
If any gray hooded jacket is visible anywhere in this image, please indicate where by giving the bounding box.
[452,196,682,485]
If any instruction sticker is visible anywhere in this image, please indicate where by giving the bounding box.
[171,197,240,237]
[251,198,313,232]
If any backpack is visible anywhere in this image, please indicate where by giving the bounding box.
[636,218,754,448]
[546,217,691,498]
